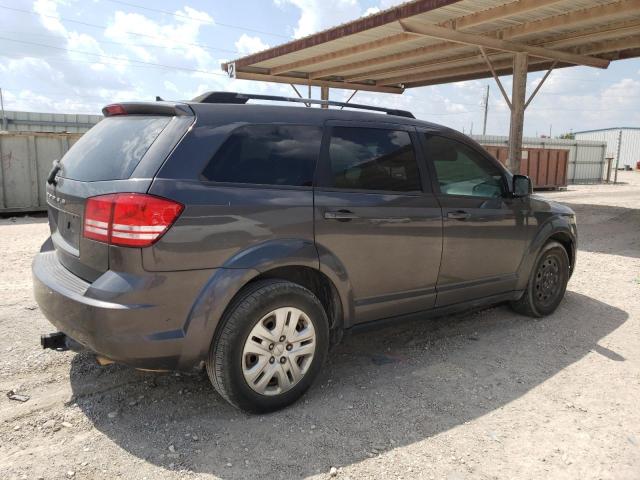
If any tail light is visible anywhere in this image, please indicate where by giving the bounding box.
[84,193,183,247]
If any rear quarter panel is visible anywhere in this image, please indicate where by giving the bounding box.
[145,180,315,271]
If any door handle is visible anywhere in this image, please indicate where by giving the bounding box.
[447,210,471,220]
[324,210,359,222]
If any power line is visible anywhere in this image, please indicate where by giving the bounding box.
[0,87,132,101]
[0,48,209,75]
[1,29,241,55]
[0,36,228,77]
[0,4,238,54]
[105,0,289,39]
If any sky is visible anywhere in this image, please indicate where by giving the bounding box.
[0,0,639,137]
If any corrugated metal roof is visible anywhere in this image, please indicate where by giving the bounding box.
[574,127,640,134]
[222,0,640,93]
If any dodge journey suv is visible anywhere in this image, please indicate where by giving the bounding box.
[33,92,577,412]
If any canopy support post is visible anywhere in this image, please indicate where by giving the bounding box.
[508,52,528,174]
[321,86,329,109]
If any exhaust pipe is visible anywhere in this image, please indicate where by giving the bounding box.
[40,332,84,352]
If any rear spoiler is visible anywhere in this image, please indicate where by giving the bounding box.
[102,102,193,117]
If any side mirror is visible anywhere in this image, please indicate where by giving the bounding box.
[513,174,532,197]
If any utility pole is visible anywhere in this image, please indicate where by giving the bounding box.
[0,87,6,131]
[482,85,489,135]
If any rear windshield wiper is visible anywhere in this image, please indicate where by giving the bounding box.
[47,160,62,186]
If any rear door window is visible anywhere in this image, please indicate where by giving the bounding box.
[202,125,322,187]
[326,126,421,192]
[60,116,171,181]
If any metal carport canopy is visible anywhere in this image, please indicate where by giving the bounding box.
[222,0,640,172]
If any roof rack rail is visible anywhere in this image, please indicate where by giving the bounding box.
[191,91,415,118]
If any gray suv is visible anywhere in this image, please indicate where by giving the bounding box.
[33,92,577,412]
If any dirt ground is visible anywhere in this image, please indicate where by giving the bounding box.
[1,171,639,480]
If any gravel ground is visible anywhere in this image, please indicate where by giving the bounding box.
[1,171,639,480]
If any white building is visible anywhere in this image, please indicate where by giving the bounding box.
[574,128,640,170]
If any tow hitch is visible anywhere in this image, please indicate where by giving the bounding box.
[40,332,83,352]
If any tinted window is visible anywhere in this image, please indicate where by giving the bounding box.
[328,127,421,192]
[424,135,504,198]
[202,125,321,187]
[60,116,171,181]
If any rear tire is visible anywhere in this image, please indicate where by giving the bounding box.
[510,241,569,318]
[206,279,329,413]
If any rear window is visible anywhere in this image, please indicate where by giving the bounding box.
[60,116,171,181]
[327,126,421,192]
[201,125,321,187]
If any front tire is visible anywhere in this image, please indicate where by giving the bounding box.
[206,279,329,413]
[510,241,570,318]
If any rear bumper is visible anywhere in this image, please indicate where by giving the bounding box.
[32,249,216,370]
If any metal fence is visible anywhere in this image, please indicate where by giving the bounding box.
[0,110,101,134]
[574,128,640,171]
[0,132,82,213]
[472,135,608,184]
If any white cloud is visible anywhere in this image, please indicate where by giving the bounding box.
[180,6,215,26]
[275,0,360,38]
[33,0,67,36]
[104,8,214,68]
[235,34,270,55]
[378,0,406,9]
[164,80,179,94]
[272,0,420,38]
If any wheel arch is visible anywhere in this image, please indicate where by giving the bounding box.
[516,217,576,291]
[248,266,345,346]
[178,238,352,368]
[547,231,575,276]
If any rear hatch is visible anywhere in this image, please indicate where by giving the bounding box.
[47,103,194,281]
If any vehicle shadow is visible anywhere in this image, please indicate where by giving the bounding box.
[69,290,626,479]
[554,202,640,259]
